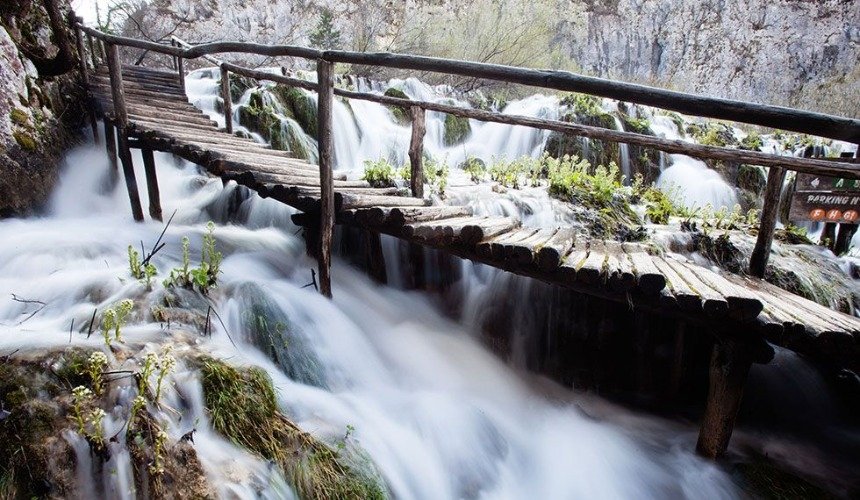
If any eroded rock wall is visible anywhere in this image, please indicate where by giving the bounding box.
[0,1,85,217]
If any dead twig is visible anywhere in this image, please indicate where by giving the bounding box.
[301,269,318,292]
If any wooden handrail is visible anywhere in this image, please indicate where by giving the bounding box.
[77,22,860,143]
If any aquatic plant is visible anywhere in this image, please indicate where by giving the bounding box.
[101,299,134,346]
[164,223,222,294]
[362,158,397,188]
[87,351,108,396]
[128,245,157,288]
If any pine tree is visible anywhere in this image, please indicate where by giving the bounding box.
[308,9,341,50]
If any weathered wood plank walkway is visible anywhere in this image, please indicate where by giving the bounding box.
[90,65,860,353]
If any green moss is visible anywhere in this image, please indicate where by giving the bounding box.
[13,130,37,151]
[442,113,471,146]
[622,116,652,135]
[199,359,386,499]
[687,122,737,147]
[9,108,29,126]
[736,164,766,197]
[383,88,411,125]
[774,224,813,245]
[739,131,763,151]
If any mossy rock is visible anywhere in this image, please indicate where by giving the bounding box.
[383,87,411,125]
[9,108,29,126]
[13,130,37,151]
[737,164,766,196]
[544,133,621,176]
[272,86,318,138]
[199,359,387,499]
[229,75,256,102]
[235,282,326,387]
[442,113,471,146]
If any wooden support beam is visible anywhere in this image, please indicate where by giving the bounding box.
[316,59,335,298]
[86,33,98,68]
[141,148,163,221]
[219,65,232,134]
[749,166,786,277]
[105,42,144,221]
[177,57,185,92]
[696,339,752,459]
[104,120,118,170]
[362,230,388,284]
[74,21,99,145]
[409,106,425,198]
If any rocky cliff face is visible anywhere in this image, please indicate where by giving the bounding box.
[0,1,85,217]
[563,0,859,117]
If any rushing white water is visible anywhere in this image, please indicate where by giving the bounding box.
[0,132,744,498]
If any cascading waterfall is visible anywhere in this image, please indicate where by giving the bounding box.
[0,137,746,499]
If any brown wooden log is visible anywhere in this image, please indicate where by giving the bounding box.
[507,227,558,267]
[650,257,702,311]
[696,340,753,459]
[684,264,762,321]
[86,33,98,68]
[91,75,185,94]
[220,65,233,134]
[317,59,335,298]
[105,42,144,221]
[663,257,728,316]
[477,227,536,260]
[387,206,473,227]
[141,148,163,221]
[177,57,185,92]
[749,166,786,277]
[74,24,100,145]
[334,89,859,178]
[621,243,666,294]
[558,241,589,282]
[409,106,425,198]
[340,194,428,210]
[536,228,576,271]
[90,83,189,102]
[459,217,521,246]
[604,240,635,292]
[363,229,387,284]
[104,120,118,171]
[577,240,606,284]
[401,215,479,239]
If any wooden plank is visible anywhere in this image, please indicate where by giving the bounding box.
[536,228,576,271]
[663,257,728,316]
[558,241,589,282]
[404,216,480,241]
[507,227,559,267]
[387,206,473,227]
[683,264,763,321]
[577,240,606,284]
[477,227,538,260]
[650,257,702,311]
[340,193,428,210]
[621,243,666,294]
[317,59,335,298]
[459,217,521,245]
[604,240,635,292]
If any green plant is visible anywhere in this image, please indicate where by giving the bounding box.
[139,352,158,396]
[740,131,763,151]
[642,187,677,225]
[71,386,93,435]
[164,223,223,294]
[87,408,106,449]
[461,156,487,183]
[127,395,147,435]
[128,245,157,288]
[154,350,176,404]
[362,158,396,188]
[101,299,134,346]
[423,156,449,195]
[87,352,109,396]
[149,429,169,476]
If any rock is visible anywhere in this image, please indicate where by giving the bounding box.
[442,112,470,146]
[0,1,86,217]
[383,87,411,125]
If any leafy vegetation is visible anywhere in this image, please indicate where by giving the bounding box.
[739,131,763,151]
[460,156,487,183]
[163,222,223,294]
[128,245,157,288]
[101,299,134,346]
[362,158,397,187]
[308,8,341,49]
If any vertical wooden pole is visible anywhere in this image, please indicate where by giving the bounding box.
[105,42,144,222]
[316,59,335,298]
[86,33,98,68]
[73,19,99,145]
[749,165,786,277]
[696,339,752,459]
[362,229,388,284]
[104,120,118,170]
[408,106,426,198]
[668,322,687,399]
[220,65,232,134]
[177,54,185,93]
[141,148,163,221]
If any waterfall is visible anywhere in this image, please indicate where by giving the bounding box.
[611,115,632,182]
[0,137,744,498]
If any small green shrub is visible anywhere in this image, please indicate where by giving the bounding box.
[460,156,487,183]
[362,158,396,188]
[423,156,449,196]
[128,245,157,288]
[740,131,763,151]
[163,222,222,294]
[101,299,134,346]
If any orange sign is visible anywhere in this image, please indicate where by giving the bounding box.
[844,210,859,222]
[809,209,825,221]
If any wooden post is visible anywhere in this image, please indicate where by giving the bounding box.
[408,106,425,198]
[86,33,98,68]
[177,54,185,93]
[749,166,786,277]
[668,322,687,399]
[104,120,118,170]
[105,42,144,222]
[73,20,99,145]
[316,59,335,298]
[220,65,232,134]
[141,148,163,221]
[362,230,388,284]
[696,339,752,459]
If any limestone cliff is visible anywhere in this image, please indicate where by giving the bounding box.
[0,1,85,217]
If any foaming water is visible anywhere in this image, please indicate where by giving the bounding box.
[0,139,741,498]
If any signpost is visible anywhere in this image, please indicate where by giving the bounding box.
[789,153,860,224]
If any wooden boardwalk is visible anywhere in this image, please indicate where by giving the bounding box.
[90,65,860,354]
[84,56,858,460]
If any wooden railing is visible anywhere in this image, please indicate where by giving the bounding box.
[72,20,860,293]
